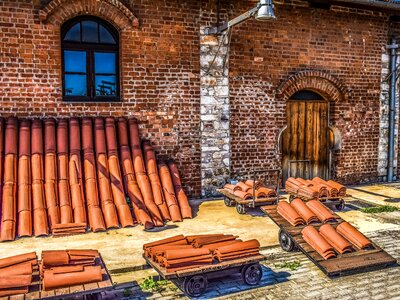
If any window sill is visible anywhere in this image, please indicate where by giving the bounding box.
[63,97,121,103]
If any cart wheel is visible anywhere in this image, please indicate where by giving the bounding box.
[335,200,345,211]
[236,203,246,214]
[279,229,295,252]
[183,275,208,298]
[242,263,262,286]
[289,195,295,202]
[224,197,235,207]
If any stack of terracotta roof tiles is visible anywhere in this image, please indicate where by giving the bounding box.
[223,180,277,201]
[0,117,193,242]
[40,249,102,290]
[0,252,37,297]
[144,234,261,272]
[277,199,336,226]
[285,177,347,199]
[302,222,372,260]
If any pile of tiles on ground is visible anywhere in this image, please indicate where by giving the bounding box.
[224,179,277,200]
[0,117,193,242]
[302,222,372,260]
[0,252,37,297]
[285,177,347,199]
[277,199,336,226]
[40,249,102,290]
[144,234,261,271]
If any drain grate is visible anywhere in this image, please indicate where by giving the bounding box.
[346,200,376,210]
[384,198,400,203]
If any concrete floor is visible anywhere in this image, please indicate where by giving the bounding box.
[0,183,399,285]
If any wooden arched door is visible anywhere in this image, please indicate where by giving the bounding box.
[281,90,331,183]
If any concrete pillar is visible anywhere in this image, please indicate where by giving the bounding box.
[199,28,230,197]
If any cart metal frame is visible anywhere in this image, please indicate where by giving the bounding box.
[144,254,266,297]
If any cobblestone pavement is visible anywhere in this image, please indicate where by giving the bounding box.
[104,229,400,300]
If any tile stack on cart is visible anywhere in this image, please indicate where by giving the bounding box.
[285,177,348,210]
[143,234,265,297]
[0,252,38,297]
[218,179,282,214]
[0,249,112,298]
[0,117,193,242]
[261,200,396,277]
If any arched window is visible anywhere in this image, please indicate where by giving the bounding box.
[61,16,119,102]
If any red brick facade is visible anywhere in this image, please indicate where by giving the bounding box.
[228,1,391,184]
[0,0,397,197]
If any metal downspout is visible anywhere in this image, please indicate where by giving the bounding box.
[387,38,397,182]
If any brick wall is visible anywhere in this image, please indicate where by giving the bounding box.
[0,0,397,197]
[0,0,202,196]
[226,1,391,184]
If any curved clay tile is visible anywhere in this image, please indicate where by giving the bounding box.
[128,119,163,226]
[1,118,18,241]
[0,252,36,269]
[168,161,192,219]
[56,119,73,224]
[105,117,134,227]
[250,187,276,198]
[0,274,32,289]
[319,224,353,254]
[277,201,305,227]
[31,120,49,236]
[44,119,61,228]
[17,120,32,237]
[143,235,186,249]
[336,222,372,249]
[245,180,265,190]
[285,177,301,194]
[223,183,235,192]
[290,198,319,224]
[68,118,87,225]
[326,180,346,196]
[164,248,210,260]
[142,142,171,221]
[42,265,102,290]
[301,226,336,260]
[81,118,106,232]
[233,182,251,192]
[312,177,338,197]
[233,190,253,200]
[117,118,153,229]
[158,161,182,222]
[305,200,336,223]
[94,118,119,229]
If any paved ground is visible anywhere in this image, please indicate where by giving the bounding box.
[104,229,400,300]
[1,183,400,299]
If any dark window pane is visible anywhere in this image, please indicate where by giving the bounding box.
[82,20,98,43]
[64,50,86,73]
[99,25,116,44]
[65,74,87,96]
[94,52,116,74]
[95,75,116,96]
[64,23,80,42]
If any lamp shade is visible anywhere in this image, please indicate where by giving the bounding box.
[255,0,276,21]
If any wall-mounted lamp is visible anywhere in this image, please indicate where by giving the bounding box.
[205,0,276,35]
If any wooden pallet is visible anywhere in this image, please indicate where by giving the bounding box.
[261,205,397,277]
[0,256,113,300]
[144,254,266,279]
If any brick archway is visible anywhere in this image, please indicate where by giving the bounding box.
[277,70,348,102]
[39,0,139,30]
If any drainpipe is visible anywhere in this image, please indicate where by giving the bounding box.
[387,37,397,182]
